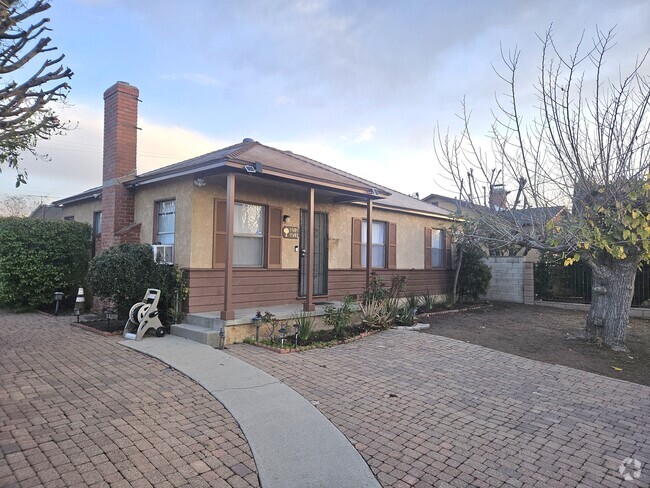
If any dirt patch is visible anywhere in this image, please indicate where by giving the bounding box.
[421,302,650,386]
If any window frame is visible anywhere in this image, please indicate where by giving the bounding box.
[153,198,176,246]
[430,228,446,269]
[93,211,102,237]
[361,219,388,269]
[233,201,266,268]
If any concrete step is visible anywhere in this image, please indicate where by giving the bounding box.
[171,323,222,348]
[185,313,224,329]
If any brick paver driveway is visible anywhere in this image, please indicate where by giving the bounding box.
[0,311,259,488]
[229,330,650,488]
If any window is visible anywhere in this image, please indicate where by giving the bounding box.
[234,203,265,267]
[361,220,387,268]
[155,200,176,245]
[431,229,446,268]
[63,216,74,221]
[93,211,102,236]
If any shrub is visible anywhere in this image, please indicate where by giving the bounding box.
[291,311,315,342]
[323,295,355,338]
[0,217,91,310]
[359,298,393,329]
[457,243,492,301]
[86,243,187,323]
[422,290,437,311]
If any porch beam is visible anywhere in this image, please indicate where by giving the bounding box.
[304,187,316,312]
[221,172,235,320]
[366,198,373,288]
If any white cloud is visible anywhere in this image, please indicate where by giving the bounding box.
[353,126,376,143]
[160,72,217,86]
[274,95,292,106]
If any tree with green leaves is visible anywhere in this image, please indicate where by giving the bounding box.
[435,27,650,350]
[1,0,72,186]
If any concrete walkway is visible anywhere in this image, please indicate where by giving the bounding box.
[121,336,380,488]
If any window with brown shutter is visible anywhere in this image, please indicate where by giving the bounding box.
[213,199,227,268]
[351,218,362,269]
[267,206,282,268]
[425,227,447,269]
[388,222,397,269]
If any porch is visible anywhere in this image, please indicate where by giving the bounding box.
[171,300,347,346]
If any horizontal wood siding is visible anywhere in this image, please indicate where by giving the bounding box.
[185,267,454,313]
[186,269,299,313]
[329,269,453,300]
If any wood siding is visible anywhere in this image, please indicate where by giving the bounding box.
[185,268,453,313]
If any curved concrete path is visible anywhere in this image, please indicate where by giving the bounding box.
[120,336,379,488]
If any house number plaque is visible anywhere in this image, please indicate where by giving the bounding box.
[282,226,299,239]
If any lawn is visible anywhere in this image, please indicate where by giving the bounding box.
[421,302,650,386]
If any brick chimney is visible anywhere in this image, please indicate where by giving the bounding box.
[100,82,139,251]
[489,184,509,211]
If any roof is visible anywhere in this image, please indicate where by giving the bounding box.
[508,207,565,226]
[55,140,451,218]
[52,186,102,206]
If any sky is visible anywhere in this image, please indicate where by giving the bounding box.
[2,0,650,207]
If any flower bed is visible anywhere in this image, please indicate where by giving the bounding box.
[243,328,383,354]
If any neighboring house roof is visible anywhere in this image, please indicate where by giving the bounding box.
[54,140,452,219]
[52,186,102,206]
[28,204,63,220]
[508,207,565,226]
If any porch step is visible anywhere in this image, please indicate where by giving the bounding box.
[171,323,222,348]
[185,313,225,329]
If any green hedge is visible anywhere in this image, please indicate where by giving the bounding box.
[0,217,91,310]
[86,243,187,323]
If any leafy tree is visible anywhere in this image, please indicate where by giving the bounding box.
[1,1,73,186]
[0,217,90,310]
[435,27,650,350]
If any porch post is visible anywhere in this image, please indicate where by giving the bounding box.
[221,172,235,320]
[366,198,373,288]
[304,187,316,312]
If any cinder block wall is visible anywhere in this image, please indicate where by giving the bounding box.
[483,257,534,304]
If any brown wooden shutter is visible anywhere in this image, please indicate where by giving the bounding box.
[424,227,432,269]
[213,199,226,268]
[388,222,397,269]
[444,230,453,269]
[267,206,282,268]
[351,218,362,269]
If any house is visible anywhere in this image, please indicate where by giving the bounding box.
[53,82,456,343]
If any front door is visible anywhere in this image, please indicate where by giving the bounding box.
[299,210,328,297]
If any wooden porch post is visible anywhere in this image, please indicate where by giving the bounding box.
[304,187,316,312]
[221,173,235,320]
[366,198,373,288]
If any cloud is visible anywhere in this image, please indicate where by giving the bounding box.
[274,95,292,106]
[160,72,217,86]
[354,126,376,143]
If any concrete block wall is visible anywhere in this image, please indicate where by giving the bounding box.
[483,256,535,304]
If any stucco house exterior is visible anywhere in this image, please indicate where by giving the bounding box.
[54,82,456,341]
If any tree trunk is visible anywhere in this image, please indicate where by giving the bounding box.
[585,258,639,351]
[451,247,464,305]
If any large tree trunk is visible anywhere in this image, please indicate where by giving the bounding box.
[585,258,639,351]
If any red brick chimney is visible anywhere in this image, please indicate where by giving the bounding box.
[100,82,140,251]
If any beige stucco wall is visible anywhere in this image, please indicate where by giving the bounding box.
[189,174,452,271]
[61,199,102,226]
[134,176,193,268]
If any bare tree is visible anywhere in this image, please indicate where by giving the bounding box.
[0,0,72,186]
[0,194,38,216]
[435,27,650,351]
